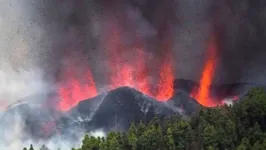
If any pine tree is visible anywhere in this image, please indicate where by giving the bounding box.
[136,121,145,137]
[166,128,176,150]
[203,125,217,149]
[237,137,250,150]
[29,144,34,150]
[40,144,50,150]
[128,124,137,150]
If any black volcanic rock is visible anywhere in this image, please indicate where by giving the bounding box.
[58,86,179,135]
[167,79,266,113]
[89,87,177,130]
[1,80,261,142]
[167,90,201,115]
[0,86,181,142]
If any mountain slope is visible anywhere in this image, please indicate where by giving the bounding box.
[58,86,179,135]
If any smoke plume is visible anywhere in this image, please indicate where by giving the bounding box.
[1,0,266,149]
[0,0,50,109]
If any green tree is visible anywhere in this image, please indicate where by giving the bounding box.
[203,125,217,149]
[237,137,250,150]
[29,144,34,150]
[136,121,145,137]
[128,123,137,150]
[166,128,176,150]
[81,134,101,150]
[172,120,193,149]
[40,144,50,150]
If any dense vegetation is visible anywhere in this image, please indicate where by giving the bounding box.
[24,87,266,150]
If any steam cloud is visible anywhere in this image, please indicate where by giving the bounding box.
[1,0,266,149]
[0,0,49,109]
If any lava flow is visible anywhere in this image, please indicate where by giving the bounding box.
[191,33,218,107]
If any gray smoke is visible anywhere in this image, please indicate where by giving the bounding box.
[1,0,266,149]
[214,0,266,84]
[0,0,50,109]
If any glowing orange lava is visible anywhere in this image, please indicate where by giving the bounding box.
[58,68,98,111]
[155,24,174,101]
[156,56,174,101]
[57,18,175,111]
[192,33,218,107]
[103,19,174,101]
[104,21,151,92]
[134,46,151,96]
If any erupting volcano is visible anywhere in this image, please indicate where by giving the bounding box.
[56,23,237,111]
[57,18,175,111]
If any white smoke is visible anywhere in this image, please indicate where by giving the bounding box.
[0,0,57,149]
[0,109,84,150]
[0,0,48,109]
[89,129,106,138]
[0,112,26,150]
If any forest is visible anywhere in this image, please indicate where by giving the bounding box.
[23,87,266,150]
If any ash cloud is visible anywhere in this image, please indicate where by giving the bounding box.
[214,0,266,84]
[0,0,50,108]
[1,0,264,97]
[1,0,266,149]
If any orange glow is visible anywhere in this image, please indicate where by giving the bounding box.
[155,29,174,101]
[135,46,151,96]
[192,33,218,107]
[58,67,98,111]
[57,17,175,111]
[156,56,174,101]
[103,18,174,101]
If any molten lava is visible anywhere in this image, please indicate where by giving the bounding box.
[103,18,174,101]
[57,17,175,111]
[155,27,174,101]
[192,33,218,107]
[156,56,174,101]
[135,46,151,96]
[58,68,98,111]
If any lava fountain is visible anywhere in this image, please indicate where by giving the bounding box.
[191,33,218,107]
[155,23,174,101]
[57,59,98,111]
[56,15,175,111]
[103,17,174,101]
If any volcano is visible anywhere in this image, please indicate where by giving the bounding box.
[0,86,181,142]
[57,87,179,137]
[1,78,261,142]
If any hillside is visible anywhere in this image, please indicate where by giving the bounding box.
[25,86,266,150]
